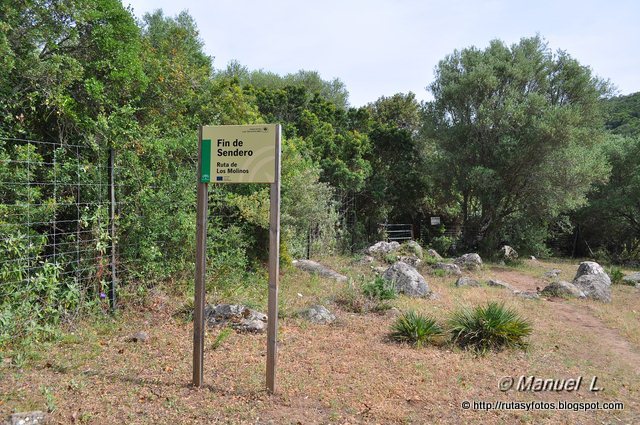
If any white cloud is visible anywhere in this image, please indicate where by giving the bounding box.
[126,0,640,106]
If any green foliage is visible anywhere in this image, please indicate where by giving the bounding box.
[280,138,339,258]
[607,267,626,285]
[574,135,640,262]
[605,92,640,137]
[390,311,444,348]
[362,276,397,300]
[432,269,447,278]
[211,327,233,350]
[428,36,611,253]
[449,302,532,352]
[429,235,454,256]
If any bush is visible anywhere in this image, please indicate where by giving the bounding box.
[390,311,443,348]
[608,266,626,285]
[362,276,397,300]
[449,302,532,352]
[429,235,454,256]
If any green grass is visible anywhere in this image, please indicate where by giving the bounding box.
[390,311,444,348]
[362,276,397,301]
[449,302,532,352]
[211,327,233,350]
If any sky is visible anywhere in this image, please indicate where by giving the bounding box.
[125,0,640,107]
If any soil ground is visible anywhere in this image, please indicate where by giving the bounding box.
[1,257,639,424]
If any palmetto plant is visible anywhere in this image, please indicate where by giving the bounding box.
[390,311,444,348]
[449,302,532,352]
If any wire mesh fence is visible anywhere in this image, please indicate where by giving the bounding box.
[0,137,118,341]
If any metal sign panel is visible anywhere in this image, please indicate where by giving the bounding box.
[201,124,277,183]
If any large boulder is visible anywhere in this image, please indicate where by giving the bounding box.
[572,261,611,302]
[499,245,518,263]
[426,249,443,261]
[454,253,483,271]
[293,259,348,282]
[205,304,268,333]
[433,262,462,276]
[455,277,481,287]
[382,261,431,297]
[622,272,640,286]
[541,281,586,299]
[366,241,400,256]
[302,305,336,324]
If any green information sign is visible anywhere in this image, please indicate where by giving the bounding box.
[201,124,277,184]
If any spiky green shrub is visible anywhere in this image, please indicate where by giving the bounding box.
[362,276,397,300]
[607,266,628,285]
[449,302,532,352]
[390,311,443,347]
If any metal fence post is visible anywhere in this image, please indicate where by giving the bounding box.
[108,147,117,312]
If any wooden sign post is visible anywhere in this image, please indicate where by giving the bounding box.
[193,124,282,393]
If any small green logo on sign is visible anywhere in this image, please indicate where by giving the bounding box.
[201,139,211,183]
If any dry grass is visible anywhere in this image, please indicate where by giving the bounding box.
[1,256,639,424]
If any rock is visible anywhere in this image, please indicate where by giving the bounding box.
[127,331,149,343]
[382,261,431,297]
[454,253,483,271]
[293,259,348,282]
[302,305,336,324]
[426,249,443,261]
[398,255,421,268]
[403,240,423,258]
[455,277,481,287]
[433,262,462,276]
[573,275,612,302]
[487,279,515,291]
[373,266,388,274]
[205,304,268,333]
[359,255,375,264]
[499,245,518,263]
[543,269,562,279]
[513,290,540,300]
[366,241,400,256]
[6,412,47,425]
[540,281,586,299]
[622,272,640,286]
[385,307,402,318]
[574,261,607,279]
[572,261,611,302]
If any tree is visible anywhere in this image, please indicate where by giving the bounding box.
[0,0,147,141]
[574,134,640,261]
[428,36,611,253]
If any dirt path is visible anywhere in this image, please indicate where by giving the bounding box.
[490,267,640,375]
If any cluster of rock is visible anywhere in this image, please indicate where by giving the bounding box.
[539,261,613,302]
[204,304,268,333]
[457,277,539,300]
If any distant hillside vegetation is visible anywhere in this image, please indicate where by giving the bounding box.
[605,92,640,136]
